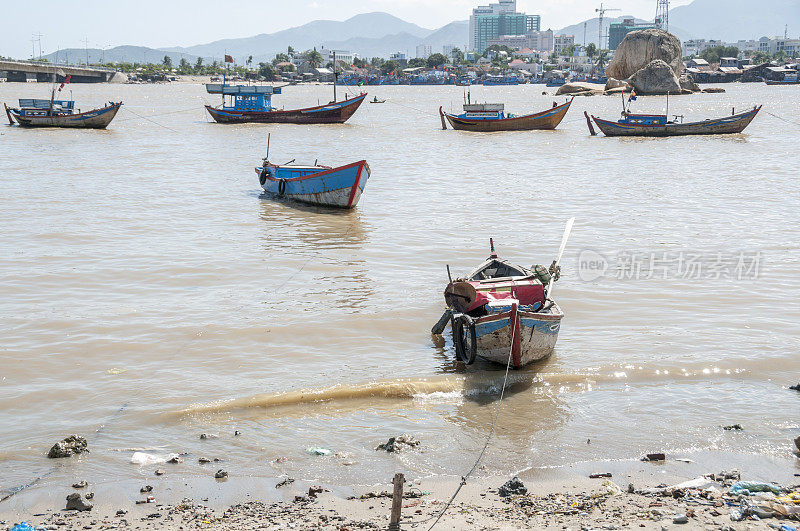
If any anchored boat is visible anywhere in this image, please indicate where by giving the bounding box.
[432,220,574,369]
[5,98,122,129]
[439,93,572,132]
[589,94,761,137]
[205,51,366,124]
[254,136,369,208]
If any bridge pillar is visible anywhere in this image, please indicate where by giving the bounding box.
[6,71,28,82]
[36,72,56,82]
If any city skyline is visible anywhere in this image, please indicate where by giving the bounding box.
[1,0,692,60]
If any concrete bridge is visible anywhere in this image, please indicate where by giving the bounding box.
[0,60,123,83]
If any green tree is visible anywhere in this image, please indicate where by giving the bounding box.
[370,57,385,68]
[194,57,204,74]
[699,45,739,65]
[381,60,398,75]
[750,51,771,64]
[287,46,295,56]
[426,53,448,68]
[246,55,253,66]
[178,58,191,74]
[586,43,597,59]
[272,53,290,66]
[450,47,465,64]
[162,55,172,68]
[303,49,324,68]
[353,57,366,68]
[596,49,609,69]
[258,62,276,80]
[408,57,426,68]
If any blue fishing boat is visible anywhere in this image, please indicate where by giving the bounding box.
[255,147,370,208]
[545,77,566,87]
[482,75,519,85]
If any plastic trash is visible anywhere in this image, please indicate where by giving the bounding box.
[730,481,783,496]
[601,480,623,496]
[306,447,331,456]
[10,523,44,531]
[130,451,174,465]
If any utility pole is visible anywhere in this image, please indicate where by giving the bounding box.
[82,37,90,64]
[595,3,621,50]
[584,22,587,45]
[655,0,670,32]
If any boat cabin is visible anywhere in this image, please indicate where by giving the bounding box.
[619,113,667,126]
[461,103,506,120]
[205,84,282,112]
[17,98,75,117]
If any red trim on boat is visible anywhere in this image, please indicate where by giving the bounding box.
[347,162,365,208]
[262,160,367,183]
[207,93,367,116]
[443,97,572,125]
[510,303,521,368]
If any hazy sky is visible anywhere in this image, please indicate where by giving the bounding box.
[2,0,691,58]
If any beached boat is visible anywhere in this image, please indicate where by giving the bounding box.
[434,232,572,368]
[5,98,122,128]
[255,158,370,209]
[591,106,761,137]
[439,96,573,132]
[764,72,799,85]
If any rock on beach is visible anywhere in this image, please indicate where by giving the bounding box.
[47,435,88,458]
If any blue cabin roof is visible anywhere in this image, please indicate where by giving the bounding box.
[619,114,667,125]
[19,98,75,110]
[206,84,282,112]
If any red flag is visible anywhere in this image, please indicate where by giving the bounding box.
[58,74,71,92]
[224,55,234,63]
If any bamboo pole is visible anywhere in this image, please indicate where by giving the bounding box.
[388,473,404,530]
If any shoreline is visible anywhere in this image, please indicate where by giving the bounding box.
[3,450,798,529]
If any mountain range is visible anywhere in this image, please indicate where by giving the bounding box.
[40,0,800,65]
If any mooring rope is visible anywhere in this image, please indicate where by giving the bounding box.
[405,314,518,529]
[121,106,181,133]
[765,110,800,128]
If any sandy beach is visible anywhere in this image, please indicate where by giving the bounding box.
[3,448,799,530]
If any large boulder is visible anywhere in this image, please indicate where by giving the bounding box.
[48,435,88,458]
[607,29,683,81]
[630,60,681,95]
[679,73,701,92]
[555,82,605,96]
[604,77,628,91]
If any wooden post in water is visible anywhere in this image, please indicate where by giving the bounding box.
[584,111,597,136]
[388,472,404,531]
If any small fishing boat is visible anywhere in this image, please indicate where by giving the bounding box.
[432,221,573,368]
[205,51,366,124]
[483,75,519,86]
[5,98,122,128]
[369,96,387,104]
[254,137,369,208]
[439,93,573,132]
[764,72,799,85]
[590,106,761,137]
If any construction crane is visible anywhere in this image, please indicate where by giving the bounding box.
[655,0,670,31]
[596,3,621,50]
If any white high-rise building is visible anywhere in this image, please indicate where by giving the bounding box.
[469,0,517,51]
[416,44,432,59]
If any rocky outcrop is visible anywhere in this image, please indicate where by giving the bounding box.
[629,60,681,95]
[605,77,628,91]
[679,73,701,92]
[48,435,88,458]
[555,82,605,96]
[607,29,683,82]
[65,493,93,511]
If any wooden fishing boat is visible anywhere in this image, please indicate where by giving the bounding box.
[205,85,366,124]
[591,106,761,137]
[439,97,573,132]
[369,96,387,104]
[5,99,122,129]
[433,222,574,369]
[255,159,370,208]
[206,51,366,125]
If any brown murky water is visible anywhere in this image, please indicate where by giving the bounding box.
[1,81,799,500]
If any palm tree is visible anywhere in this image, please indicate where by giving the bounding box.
[596,50,609,71]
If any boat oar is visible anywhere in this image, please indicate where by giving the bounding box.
[545,217,575,298]
[432,264,455,335]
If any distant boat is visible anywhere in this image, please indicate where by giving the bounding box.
[483,75,519,85]
[546,77,567,87]
[5,96,121,129]
[764,72,799,85]
[591,106,761,137]
[369,96,387,103]
[439,94,573,132]
[255,146,370,208]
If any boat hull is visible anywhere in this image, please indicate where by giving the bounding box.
[440,99,572,132]
[257,160,370,208]
[471,302,563,368]
[206,93,366,124]
[591,106,761,137]
[6,102,122,129]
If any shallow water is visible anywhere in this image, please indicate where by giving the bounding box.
[1,81,799,499]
